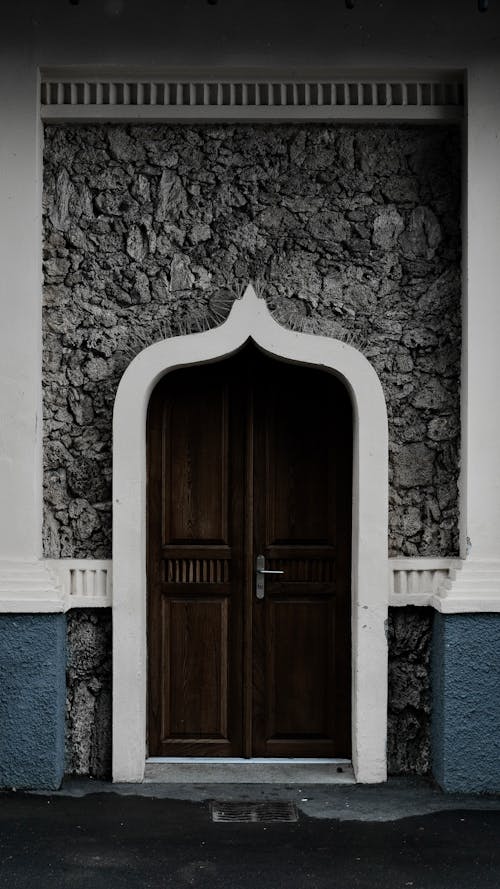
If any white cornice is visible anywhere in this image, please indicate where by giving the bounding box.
[433,559,500,613]
[0,561,64,613]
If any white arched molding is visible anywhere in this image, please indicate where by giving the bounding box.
[112,285,389,783]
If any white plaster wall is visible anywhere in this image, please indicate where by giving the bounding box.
[21,1,500,71]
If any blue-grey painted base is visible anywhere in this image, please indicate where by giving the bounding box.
[432,613,500,793]
[0,614,66,790]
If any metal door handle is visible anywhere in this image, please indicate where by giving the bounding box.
[257,569,285,575]
[255,554,284,599]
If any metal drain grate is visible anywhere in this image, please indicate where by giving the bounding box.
[210,801,298,823]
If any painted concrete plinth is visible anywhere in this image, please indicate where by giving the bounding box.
[432,613,500,793]
[0,615,66,790]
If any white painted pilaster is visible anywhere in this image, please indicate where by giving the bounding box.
[446,63,500,606]
[0,45,44,564]
[464,63,500,560]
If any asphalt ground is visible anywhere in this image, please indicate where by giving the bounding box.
[0,782,499,889]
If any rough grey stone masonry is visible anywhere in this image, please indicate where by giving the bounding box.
[66,610,111,779]
[388,607,432,775]
[43,124,461,558]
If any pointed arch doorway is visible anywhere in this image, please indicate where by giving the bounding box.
[147,342,352,758]
[112,286,389,783]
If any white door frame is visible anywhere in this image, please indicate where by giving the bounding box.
[112,285,389,783]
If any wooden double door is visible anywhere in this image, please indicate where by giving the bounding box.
[147,343,352,758]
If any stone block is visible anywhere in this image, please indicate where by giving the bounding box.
[393,443,434,488]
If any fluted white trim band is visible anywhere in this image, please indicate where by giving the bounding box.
[390,557,500,611]
[1,558,499,612]
[47,559,112,609]
[0,559,111,612]
[389,558,453,607]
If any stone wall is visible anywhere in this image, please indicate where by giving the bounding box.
[387,607,432,775]
[43,123,461,560]
[65,610,111,779]
[45,124,457,776]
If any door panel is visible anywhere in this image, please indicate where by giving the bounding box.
[252,355,352,757]
[147,344,352,758]
[148,361,245,756]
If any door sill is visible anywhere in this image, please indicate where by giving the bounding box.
[144,757,355,784]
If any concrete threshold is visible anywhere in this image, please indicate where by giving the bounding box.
[144,757,354,784]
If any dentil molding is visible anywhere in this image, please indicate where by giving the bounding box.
[40,74,464,122]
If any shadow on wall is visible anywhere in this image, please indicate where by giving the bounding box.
[66,609,112,779]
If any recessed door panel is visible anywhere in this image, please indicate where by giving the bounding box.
[164,380,229,544]
[265,392,332,544]
[162,598,229,740]
[266,598,333,738]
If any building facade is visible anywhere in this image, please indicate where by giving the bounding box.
[0,0,499,792]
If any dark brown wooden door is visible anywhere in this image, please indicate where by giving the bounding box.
[147,344,352,758]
